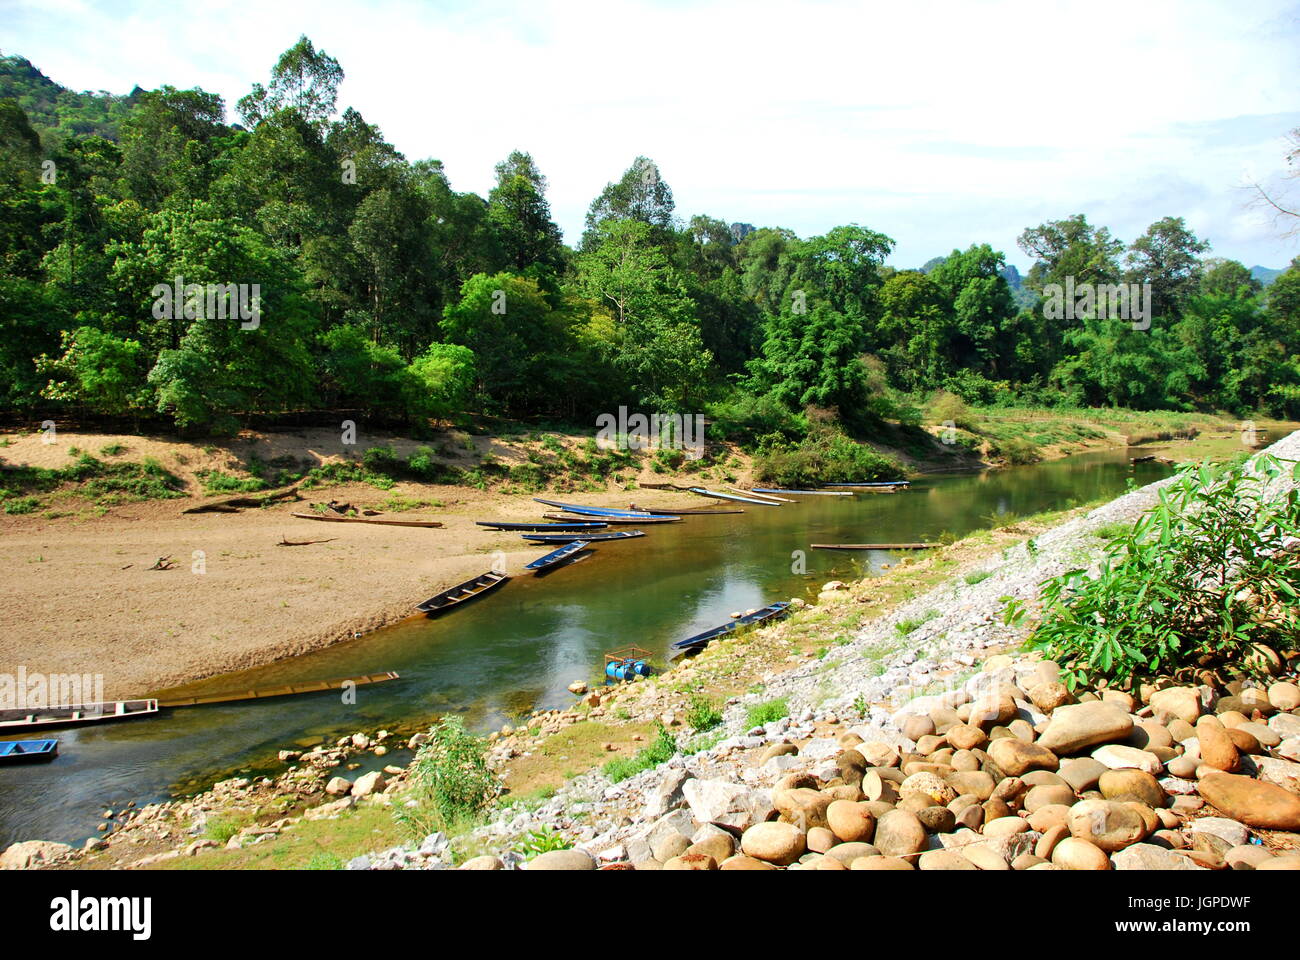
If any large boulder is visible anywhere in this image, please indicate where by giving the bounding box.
[1196,772,1300,830]
[740,822,806,866]
[1037,702,1133,755]
[1067,799,1149,852]
[527,849,597,870]
[873,809,927,858]
[0,840,73,870]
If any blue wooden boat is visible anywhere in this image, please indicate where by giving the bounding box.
[0,739,59,763]
[522,530,644,544]
[751,487,852,496]
[687,487,780,506]
[525,540,590,571]
[477,520,607,532]
[533,498,653,518]
[673,602,792,651]
[543,512,680,525]
[416,571,509,614]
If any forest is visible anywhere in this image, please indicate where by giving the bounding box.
[2,37,1299,461]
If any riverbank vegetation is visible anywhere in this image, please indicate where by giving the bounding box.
[1029,453,1300,688]
[3,41,1299,490]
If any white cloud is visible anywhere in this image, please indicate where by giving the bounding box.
[6,0,1300,267]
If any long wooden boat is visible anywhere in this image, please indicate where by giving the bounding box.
[533,498,653,519]
[688,487,780,506]
[634,505,744,515]
[477,520,608,532]
[0,699,159,732]
[542,512,680,525]
[292,512,443,528]
[751,487,852,497]
[158,672,401,708]
[0,739,59,763]
[673,602,792,652]
[823,481,911,488]
[811,543,939,550]
[416,571,509,614]
[522,530,645,544]
[732,487,792,503]
[525,540,590,572]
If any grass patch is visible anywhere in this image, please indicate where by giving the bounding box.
[895,609,940,635]
[963,570,991,585]
[602,723,677,783]
[745,696,790,728]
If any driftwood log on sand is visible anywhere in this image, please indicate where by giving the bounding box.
[183,484,302,514]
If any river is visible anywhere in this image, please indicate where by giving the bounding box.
[0,448,1172,845]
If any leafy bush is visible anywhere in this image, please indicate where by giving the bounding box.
[1027,454,1300,688]
[394,717,499,837]
[514,826,571,860]
[988,436,1039,465]
[926,389,978,432]
[753,421,902,486]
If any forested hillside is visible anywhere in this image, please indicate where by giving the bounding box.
[2,36,1298,457]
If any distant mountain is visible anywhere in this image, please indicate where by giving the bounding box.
[1250,265,1284,287]
[0,52,140,143]
[919,256,946,273]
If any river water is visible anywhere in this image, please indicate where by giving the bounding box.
[0,449,1171,845]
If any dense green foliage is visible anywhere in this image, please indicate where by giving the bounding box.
[1028,454,1300,688]
[393,716,500,837]
[2,38,1299,460]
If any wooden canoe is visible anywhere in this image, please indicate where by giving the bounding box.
[751,487,852,497]
[416,571,509,614]
[533,498,652,518]
[477,520,608,532]
[542,512,680,525]
[823,481,911,488]
[525,541,590,572]
[157,672,401,708]
[673,602,792,652]
[522,530,645,544]
[0,699,159,732]
[732,487,793,503]
[633,505,744,515]
[292,512,443,528]
[0,739,59,763]
[811,543,940,550]
[688,487,780,506]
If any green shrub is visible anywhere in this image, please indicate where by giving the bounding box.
[753,421,902,486]
[514,826,571,860]
[1028,454,1300,689]
[393,716,499,838]
[926,389,978,432]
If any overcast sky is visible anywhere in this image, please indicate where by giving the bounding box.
[5,0,1300,269]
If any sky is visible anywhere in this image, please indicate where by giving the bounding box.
[5,0,1300,270]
